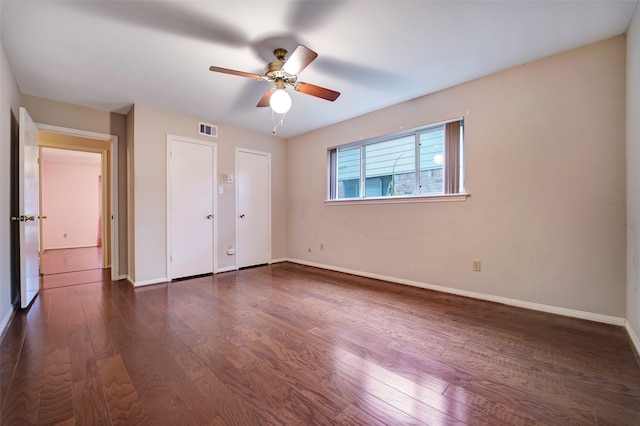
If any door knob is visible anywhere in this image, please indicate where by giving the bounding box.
[39,215,48,219]
[25,216,35,221]
[10,216,22,222]
[239,214,245,218]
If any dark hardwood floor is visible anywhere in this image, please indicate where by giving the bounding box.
[2,262,639,425]
[42,247,103,276]
[41,247,107,291]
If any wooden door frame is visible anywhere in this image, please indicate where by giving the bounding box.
[235,147,272,269]
[35,124,119,281]
[166,134,218,279]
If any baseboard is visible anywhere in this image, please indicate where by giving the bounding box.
[626,321,640,359]
[216,266,238,273]
[286,258,626,327]
[0,307,16,341]
[130,277,169,287]
[44,244,98,251]
[216,259,285,273]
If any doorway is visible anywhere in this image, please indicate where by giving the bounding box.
[40,147,104,287]
[36,127,118,287]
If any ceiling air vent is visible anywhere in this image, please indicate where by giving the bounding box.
[199,122,218,138]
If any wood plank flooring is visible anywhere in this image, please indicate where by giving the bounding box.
[42,247,102,276]
[2,262,639,425]
[41,247,106,290]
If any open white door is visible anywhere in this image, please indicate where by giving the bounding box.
[17,107,40,308]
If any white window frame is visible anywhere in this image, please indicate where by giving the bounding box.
[326,118,468,204]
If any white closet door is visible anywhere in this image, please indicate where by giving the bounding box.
[237,149,271,268]
[169,138,215,279]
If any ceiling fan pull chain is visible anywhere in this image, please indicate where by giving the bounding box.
[271,109,287,134]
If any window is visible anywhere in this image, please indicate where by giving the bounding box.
[328,119,464,201]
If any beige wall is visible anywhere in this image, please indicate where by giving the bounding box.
[287,36,627,318]
[0,36,21,333]
[129,104,286,284]
[21,94,127,138]
[627,10,640,344]
[20,95,128,277]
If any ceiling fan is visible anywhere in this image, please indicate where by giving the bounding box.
[209,45,340,115]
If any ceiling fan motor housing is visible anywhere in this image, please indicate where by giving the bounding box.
[273,48,288,61]
[265,61,296,83]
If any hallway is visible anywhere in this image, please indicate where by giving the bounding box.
[41,247,109,290]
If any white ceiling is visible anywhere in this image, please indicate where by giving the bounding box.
[1,1,637,139]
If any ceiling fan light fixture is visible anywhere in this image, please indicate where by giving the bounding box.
[270,88,291,114]
[209,44,340,126]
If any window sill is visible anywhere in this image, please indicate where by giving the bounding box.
[324,193,470,206]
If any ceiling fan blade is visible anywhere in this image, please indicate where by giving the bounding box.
[257,88,275,107]
[295,82,340,102]
[282,45,318,75]
[209,66,263,80]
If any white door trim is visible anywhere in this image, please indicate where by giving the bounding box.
[166,134,218,279]
[35,123,121,281]
[235,147,272,268]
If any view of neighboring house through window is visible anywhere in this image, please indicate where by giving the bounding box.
[328,119,464,200]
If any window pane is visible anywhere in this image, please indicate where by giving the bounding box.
[327,120,462,200]
[419,128,444,194]
[337,147,360,198]
[364,136,416,197]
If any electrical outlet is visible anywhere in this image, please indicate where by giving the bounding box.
[472,260,481,272]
